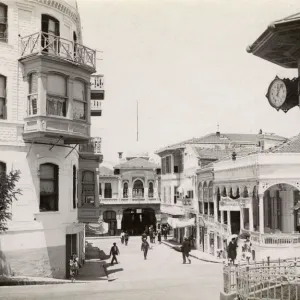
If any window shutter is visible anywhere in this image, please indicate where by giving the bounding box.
[2,104,7,119]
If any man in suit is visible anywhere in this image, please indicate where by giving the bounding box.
[110,242,120,265]
[181,237,191,264]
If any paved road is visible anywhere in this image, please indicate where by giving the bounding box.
[0,237,223,300]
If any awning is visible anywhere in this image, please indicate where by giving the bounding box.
[167,217,195,228]
[86,222,109,234]
[160,205,185,216]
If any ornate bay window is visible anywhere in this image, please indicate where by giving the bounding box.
[73,80,87,120]
[47,74,67,117]
[148,182,154,198]
[28,72,38,115]
[123,182,128,198]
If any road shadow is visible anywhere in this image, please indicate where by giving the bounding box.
[107,267,123,276]
[99,250,110,260]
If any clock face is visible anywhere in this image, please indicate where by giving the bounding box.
[268,79,287,108]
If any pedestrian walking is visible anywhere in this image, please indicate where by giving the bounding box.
[153,231,156,243]
[227,237,238,265]
[157,230,162,244]
[149,230,154,243]
[141,238,150,260]
[181,237,191,264]
[142,231,147,241]
[124,231,129,246]
[120,231,125,244]
[163,229,168,241]
[110,242,120,265]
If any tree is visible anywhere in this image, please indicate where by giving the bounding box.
[0,170,22,233]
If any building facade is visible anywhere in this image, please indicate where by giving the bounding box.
[79,151,161,236]
[0,0,99,279]
[156,131,286,248]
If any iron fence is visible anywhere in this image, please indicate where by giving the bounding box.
[224,258,300,299]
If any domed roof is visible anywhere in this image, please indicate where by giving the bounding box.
[63,0,78,10]
[125,142,149,160]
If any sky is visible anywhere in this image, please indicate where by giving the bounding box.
[77,0,300,165]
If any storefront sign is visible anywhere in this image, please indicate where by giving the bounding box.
[219,197,240,211]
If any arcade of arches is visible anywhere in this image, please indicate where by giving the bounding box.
[102,207,157,236]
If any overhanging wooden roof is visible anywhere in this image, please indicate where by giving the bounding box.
[247,13,300,68]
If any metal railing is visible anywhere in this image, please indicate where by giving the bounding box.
[20,31,96,69]
[79,137,101,154]
[223,258,300,299]
[241,229,300,246]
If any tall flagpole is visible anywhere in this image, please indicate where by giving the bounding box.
[137,100,139,142]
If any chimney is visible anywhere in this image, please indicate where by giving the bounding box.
[118,152,123,159]
[216,131,220,137]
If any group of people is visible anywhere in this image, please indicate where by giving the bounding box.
[120,231,130,246]
[69,253,81,281]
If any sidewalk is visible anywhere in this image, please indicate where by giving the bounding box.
[162,239,223,264]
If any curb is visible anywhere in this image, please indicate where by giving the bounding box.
[161,241,222,264]
[0,277,88,286]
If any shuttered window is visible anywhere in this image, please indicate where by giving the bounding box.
[0,4,7,43]
[28,73,38,115]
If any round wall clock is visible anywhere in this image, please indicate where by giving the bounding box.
[266,77,287,109]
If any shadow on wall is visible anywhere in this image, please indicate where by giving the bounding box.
[0,240,12,276]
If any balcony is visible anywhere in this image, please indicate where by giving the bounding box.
[90,100,102,117]
[23,115,90,144]
[91,75,104,90]
[20,31,96,72]
[100,197,160,205]
[79,137,103,162]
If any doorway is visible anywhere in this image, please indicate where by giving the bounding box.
[103,210,117,236]
[66,234,77,278]
[230,211,240,234]
[122,208,156,235]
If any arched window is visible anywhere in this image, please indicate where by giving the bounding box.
[73,80,87,120]
[0,3,8,43]
[133,180,144,197]
[243,186,249,198]
[104,183,112,198]
[40,163,59,211]
[28,72,38,115]
[47,74,67,117]
[73,166,76,209]
[148,182,154,198]
[0,75,7,119]
[123,182,128,198]
[82,170,95,204]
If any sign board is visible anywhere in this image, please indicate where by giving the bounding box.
[219,198,240,211]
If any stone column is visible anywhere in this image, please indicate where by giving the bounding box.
[214,233,218,256]
[249,192,254,231]
[67,77,74,119]
[38,72,47,116]
[213,191,218,222]
[195,213,200,250]
[259,194,264,234]
[240,207,244,230]
[227,210,231,233]
[207,201,210,216]
[221,211,224,224]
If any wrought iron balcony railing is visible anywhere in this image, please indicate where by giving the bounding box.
[79,137,102,154]
[20,31,96,70]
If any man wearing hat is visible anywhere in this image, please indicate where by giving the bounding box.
[110,242,120,265]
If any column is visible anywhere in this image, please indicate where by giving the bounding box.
[249,194,254,231]
[206,230,210,253]
[213,192,218,222]
[207,201,210,216]
[259,194,264,234]
[240,208,244,230]
[67,77,74,119]
[38,72,47,116]
[221,211,224,224]
[214,234,218,256]
[95,169,100,207]
[227,210,231,234]
[195,213,200,250]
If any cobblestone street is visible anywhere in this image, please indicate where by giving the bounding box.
[0,237,222,300]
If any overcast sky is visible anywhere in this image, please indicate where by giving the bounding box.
[78,0,300,164]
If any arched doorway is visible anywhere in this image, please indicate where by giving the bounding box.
[121,207,156,235]
[103,210,117,236]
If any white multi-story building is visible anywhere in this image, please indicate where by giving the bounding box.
[0,0,100,279]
